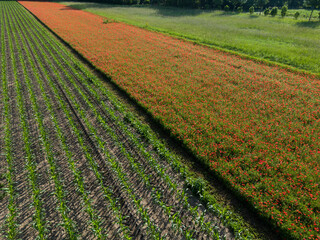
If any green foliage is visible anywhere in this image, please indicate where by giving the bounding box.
[305,0,320,20]
[264,8,270,15]
[294,11,300,19]
[188,177,205,196]
[306,0,320,8]
[237,6,243,12]
[224,4,230,11]
[270,6,278,16]
[281,5,288,17]
[255,0,269,12]
[249,5,254,14]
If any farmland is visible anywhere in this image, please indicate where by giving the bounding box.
[18,1,320,239]
[0,1,253,239]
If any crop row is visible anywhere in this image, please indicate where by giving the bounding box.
[15,10,135,239]
[12,5,208,239]
[15,2,255,239]
[1,1,259,239]
[3,2,131,239]
[16,17,107,239]
[19,1,320,238]
[3,3,47,238]
[4,2,80,238]
[1,4,19,238]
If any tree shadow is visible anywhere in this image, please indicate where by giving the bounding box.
[58,2,103,11]
[295,21,320,28]
[151,6,204,17]
[57,1,204,17]
[215,11,239,16]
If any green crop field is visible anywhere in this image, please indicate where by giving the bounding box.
[60,1,320,74]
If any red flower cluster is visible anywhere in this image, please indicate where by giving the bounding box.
[20,1,320,238]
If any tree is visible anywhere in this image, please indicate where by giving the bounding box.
[281,4,288,17]
[270,6,278,16]
[249,5,255,14]
[255,0,269,14]
[306,0,320,21]
[230,0,247,11]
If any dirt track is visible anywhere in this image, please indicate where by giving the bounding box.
[0,2,234,239]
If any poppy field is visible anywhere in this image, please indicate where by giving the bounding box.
[0,1,254,239]
[18,1,320,239]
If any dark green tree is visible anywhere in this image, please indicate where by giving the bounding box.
[249,5,255,14]
[270,6,278,16]
[281,4,288,17]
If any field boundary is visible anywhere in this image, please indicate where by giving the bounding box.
[133,24,320,77]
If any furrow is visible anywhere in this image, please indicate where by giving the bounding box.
[4,2,50,239]
[0,4,9,237]
[23,17,168,239]
[17,3,232,238]
[12,7,139,239]
[12,4,118,239]
[7,3,79,239]
[1,2,22,238]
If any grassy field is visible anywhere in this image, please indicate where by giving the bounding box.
[59,2,320,74]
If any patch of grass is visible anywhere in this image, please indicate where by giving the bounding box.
[59,2,320,74]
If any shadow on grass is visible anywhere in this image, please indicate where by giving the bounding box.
[153,6,203,17]
[295,20,320,28]
[216,11,238,16]
[58,2,101,11]
[57,1,204,17]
